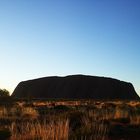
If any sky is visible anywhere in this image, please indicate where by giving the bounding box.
[0,0,140,96]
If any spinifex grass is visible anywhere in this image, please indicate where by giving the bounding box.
[9,119,69,140]
[0,100,140,140]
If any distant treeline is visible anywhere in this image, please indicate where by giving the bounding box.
[0,89,10,97]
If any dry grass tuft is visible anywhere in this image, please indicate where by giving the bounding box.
[9,119,69,140]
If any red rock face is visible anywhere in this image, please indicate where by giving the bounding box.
[12,75,139,100]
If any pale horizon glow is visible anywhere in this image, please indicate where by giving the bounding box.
[0,0,140,96]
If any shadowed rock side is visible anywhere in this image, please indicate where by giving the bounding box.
[12,75,139,100]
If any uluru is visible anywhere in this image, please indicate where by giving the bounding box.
[12,75,139,100]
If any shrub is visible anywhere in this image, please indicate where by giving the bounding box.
[0,129,11,140]
[53,105,70,111]
[0,89,10,97]
[21,107,39,118]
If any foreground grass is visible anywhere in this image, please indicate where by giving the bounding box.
[0,99,140,139]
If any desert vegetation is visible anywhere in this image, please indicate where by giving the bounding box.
[0,89,10,97]
[0,98,140,140]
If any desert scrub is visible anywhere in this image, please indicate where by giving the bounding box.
[0,107,8,118]
[53,105,70,111]
[35,106,49,115]
[0,100,140,139]
[21,107,39,118]
[9,119,69,140]
[82,113,109,140]
[7,106,38,119]
[114,105,130,119]
[69,110,109,140]
[129,108,140,125]
[0,128,11,140]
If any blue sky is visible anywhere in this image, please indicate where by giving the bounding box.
[0,0,140,95]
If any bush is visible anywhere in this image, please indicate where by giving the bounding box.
[0,89,10,97]
[69,111,85,131]
[53,105,70,111]
[0,129,11,140]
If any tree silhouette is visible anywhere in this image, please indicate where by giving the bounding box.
[0,89,10,97]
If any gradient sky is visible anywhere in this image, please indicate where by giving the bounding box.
[0,0,140,96]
